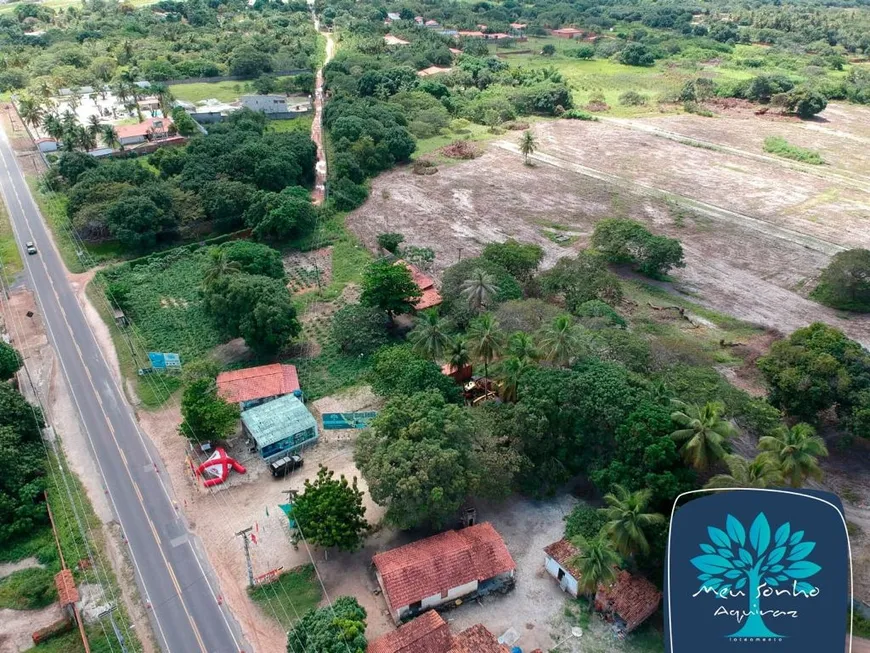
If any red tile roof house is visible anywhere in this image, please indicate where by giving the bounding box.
[395,260,442,310]
[594,570,662,635]
[543,538,583,597]
[372,522,516,624]
[550,27,586,39]
[216,363,300,410]
[116,116,174,147]
[367,609,510,653]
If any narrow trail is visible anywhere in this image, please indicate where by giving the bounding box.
[308,1,335,206]
[600,116,870,193]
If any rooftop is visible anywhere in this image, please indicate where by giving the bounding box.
[596,570,662,633]
[241,394,317,448]
[217,363,300,404]
[396,260,442,309]
[417,66,453,78]
[552,27,585,34]
[384,34,411,46]
[373,522,515,612]
[367,611,453,653]
[116,116,174,140]
[447,624,510,653]
[544,538,583,580]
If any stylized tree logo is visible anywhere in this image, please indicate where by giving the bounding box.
[691,512,821,638]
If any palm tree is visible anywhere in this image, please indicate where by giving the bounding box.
[537,314,586,368]
[705,454,784,490]
[202,248,241,287]
[67,88,81,112]
[43,114,64,142]
[408,310,452,361]
[101,124,120,150]
[61,110,77,132]
[600,484,665,557]
[460,268,499,314]
[507,331,539,363]
[35,80,54,101]
[519,130,537,164]
[669,400,735,471]
[17,96,44,130]
[568,534,621,611]
[495,356,530,403]
[758,423,828,488]
[446,337,471,372]
[466,313,504,383]
[151,82,174,115]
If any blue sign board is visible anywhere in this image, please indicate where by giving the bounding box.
[148,352,166,369]
[322,412,377,430]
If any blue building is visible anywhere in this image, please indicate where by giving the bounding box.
[241,394,318,462]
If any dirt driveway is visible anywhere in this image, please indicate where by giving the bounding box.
[347,112,870,346]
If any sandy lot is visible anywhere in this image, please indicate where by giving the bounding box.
[347,109,870,347]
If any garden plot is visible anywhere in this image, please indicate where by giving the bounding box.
[347,117,870,347]
[284,247,332,294]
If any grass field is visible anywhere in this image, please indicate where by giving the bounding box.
[168,81,250,104]
[248,564,322,629]
[0,195,22,278]
[269,116,313,133]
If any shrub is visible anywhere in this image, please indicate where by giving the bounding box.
[570,44,595,59]
[763,136,824,165]
[331,304,391,355]
[0,567,57,610]
[376,232,404,254]
[619,43,656,67]
[811,249,870,312]
[785,87,827,118]
[564,505,607,540]
[574,299,626,328]
[330,177,369,211]
[683,101,714,117]
[619,90,649,106]
[591,219,685,278]
[563,109,597,120]
[220,241,286,280]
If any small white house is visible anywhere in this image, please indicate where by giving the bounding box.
[544,538,581,597]
[372,522,516,624]
[240,94,289,114]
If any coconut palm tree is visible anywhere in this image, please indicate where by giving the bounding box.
[408,310,452,361]
[76,125,97,151]
[202,248,241,287]
[42,114,64,142]
[466,313,504,383]
[705,454,784,489]
[61,110,77,132]
[669,400,735,471]
[101,124,120,150]
[568,533,621,611]
[35,80,54,101]
[537,314,586,368]
[67,88,81,112]
[460,268,499,314]
[87,114,101,142]
[17,96,44,130]
[150,82,174,115]
[506,331,539,363]
[495,356,530,403]
[758,422,828,488]
[519,130,537,164]
[446,337,470,372]
[600,484,665,557]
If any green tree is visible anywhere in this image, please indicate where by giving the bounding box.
[101,124,120,150]
[600,484,665,557]
[376,232,404,254]
[758,423,828,488]
[0,342,23,380]
[537,314,586,368]
[568,533,621,610]
[105,195,177,250]
[565,505,608,540]
[286,596,367,653]
[495,356,531,403]
[481,239,544,281]
[360,259,421,323]
[705,454,785,489]
[220,241,286,280]
[229,44,273,77]
[541,44,556,56]
[369,345,462,402]
[619,43,655,66]
[466,313,504,382]
[330,305,390,356]
[506,331,539,363]
[785,87,827,118]
[408,310,452,361]
[669,400,735,471]
[291,466,368,551]
[17,96,44,130]
[519,130,537,164]
[592,219,684,278]
[355,391,473,529]
[539,251,623,311]
[447,337,471,371]
[461,269,499,314]
[811,248,870,312]
[202,247,241,288]
[179,377,240,443]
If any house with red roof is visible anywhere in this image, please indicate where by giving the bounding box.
[395,260,442,310]
[550,27,586,39]
[543,538,583,597]
[372,522,516,624]
[216,363,300,410]
[116,116,174,146]
[367,608,510,653]
[595,570,661,634]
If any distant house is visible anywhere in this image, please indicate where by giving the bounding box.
[386,12,401,21]
[367,611,510,653]
[35,137,58,153]
[424,19,439,27]
[441,362,472,384]
[217,363,300,410]
[384,34,411,46]
[241,94,289,114]
[116,117,173,146]
[396,260,442,309]
[550,27,585,38]
[543,538,582,597]
[242,393,318,462]
[485,32,511,40]
[417,65,453,78]
[595,570,661,634]
[457,30,485,38]
[373,522,516,624]
[510,22,527,30]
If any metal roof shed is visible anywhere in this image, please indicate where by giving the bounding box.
[241,394,318,462]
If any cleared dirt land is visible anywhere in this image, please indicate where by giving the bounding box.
[347,103,870,346]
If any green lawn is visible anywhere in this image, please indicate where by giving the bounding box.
[168,81,250,104]
[0,195,23,278]
[248,564,322,630]
[269,116,314,133]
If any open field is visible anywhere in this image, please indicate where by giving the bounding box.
[346,104,870,347]
[168,81,249,104]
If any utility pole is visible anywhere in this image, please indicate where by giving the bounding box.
[99,606,129,653]
[236,527,254,588]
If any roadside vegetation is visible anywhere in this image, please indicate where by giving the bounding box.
[248,564,322,631]
[763,136,824,165]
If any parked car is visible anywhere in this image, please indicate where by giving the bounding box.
[26,241,37,255]
[269,454,303,478]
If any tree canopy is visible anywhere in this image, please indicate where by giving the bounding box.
[286,596,367,653]
[291,466,368,551]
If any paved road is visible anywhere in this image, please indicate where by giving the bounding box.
[0,130,245,652]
